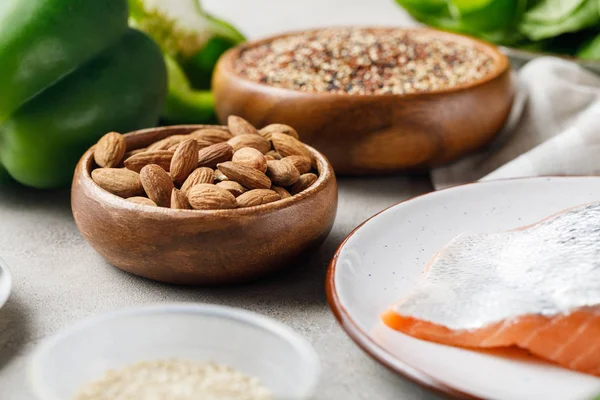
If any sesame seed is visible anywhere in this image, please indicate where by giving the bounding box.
[234,28,497,95]
[74,359,273,400]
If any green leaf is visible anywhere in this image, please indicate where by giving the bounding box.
[451,0,496,14]
[395,0,449,15]
[455,0,527,39]
[524,0,587,23]
[578,32,600,59]
[520,0,599,40]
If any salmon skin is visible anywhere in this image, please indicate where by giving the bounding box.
[382,202,600,376]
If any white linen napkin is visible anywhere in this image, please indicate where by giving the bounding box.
[431,57,600,190]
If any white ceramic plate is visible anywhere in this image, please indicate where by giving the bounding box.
[0,257,12,309]
[328,177,600,400]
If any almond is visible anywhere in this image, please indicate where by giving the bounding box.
[236,189,280,208]
[265,155,275,161]
[265,150,282,160]
[171,188,191,209]
[266,159,300,187]
[288,173,318,195]
[94,131,126,168]
[216,181,246,197]
[172,139,212,150]
[259,124,300,141]
[123,148,146,160]
[170,139,199,185]
[214,169,229,182]
[227,134,271,154]
[140,164,174,207]
[124,150,174,173]
[272,186,292,199]
[197,142,233,168]
[91,168,144,198]
[217,162,271,190]
[284,155,312,174]
[228,115,258,136]
[190,128,232,143]
[271,133,312,160]
[126,196,157,207]
[231,147,267,172]
[181,167,214,194]
[188,184,237,210]
[147,135,188,151]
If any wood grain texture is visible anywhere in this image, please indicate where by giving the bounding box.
[71,125,338,285]
[213,27,514,175]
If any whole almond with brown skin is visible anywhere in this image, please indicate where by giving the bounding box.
[126,196,157,206]
[94,132,126,168]
[288,173,318,195]
[266,159,300,187]
[124,150,174,172]
[227,134,270,154]
[190,128,232,143]
[216,181,246,197]
[147,135,188,151]
[265,155,275,161]
[259,124,300,141]
[140,164,174,207]
[171,188,191,209]
[170,139,199,185]
[188,184,237,210]
[197,142,233,168]
[167,143,181,152]
[228,115,258,136]
[123,148,146,160]
[284,155,312,174]
[92,168,144,198]
[181,167,214,194]
[214,169,229,182]
[217,162,271,190]
[232,147,267,172]
[236,189,280,208]
[271,133,312,160]
[272,186,292,199]
[265,150,282,160]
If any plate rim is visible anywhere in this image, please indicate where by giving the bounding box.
[0,256,12,309]
[326,176,600,399]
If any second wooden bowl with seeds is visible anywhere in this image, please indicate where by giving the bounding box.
[213,27,514,175]
[71,118,338,285]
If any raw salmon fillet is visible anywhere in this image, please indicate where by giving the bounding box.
[382,203,600,376]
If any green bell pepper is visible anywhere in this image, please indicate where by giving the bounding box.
[128,0,245,124]
[0,0,167,188]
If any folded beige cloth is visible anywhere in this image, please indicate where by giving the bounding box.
[432,57,600,190]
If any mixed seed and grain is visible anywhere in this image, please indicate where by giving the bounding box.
[91,116,319,210]
[235,27,497,95]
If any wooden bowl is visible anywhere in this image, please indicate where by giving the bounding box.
[213,27,514,175]
[71,125,338,285]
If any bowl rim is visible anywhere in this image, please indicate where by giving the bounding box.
[78,125,336,217]
[217,26,511,99]
[0,256,12,310]
[29,303,322,400]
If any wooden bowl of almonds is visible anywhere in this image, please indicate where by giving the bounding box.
[213,27,514,175]
[71,118,337,285]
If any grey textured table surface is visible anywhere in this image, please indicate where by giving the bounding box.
[0,1,448,399]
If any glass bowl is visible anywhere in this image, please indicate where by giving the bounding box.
[30,303,320,399]
[0,256,12,309]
